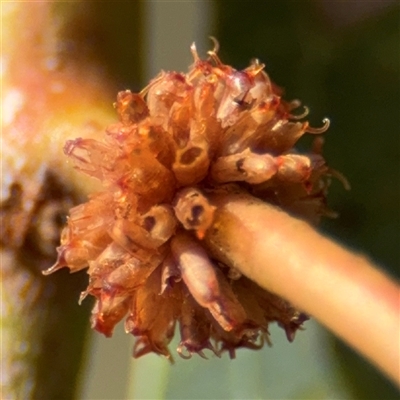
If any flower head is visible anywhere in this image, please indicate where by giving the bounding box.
[44,42,339,361]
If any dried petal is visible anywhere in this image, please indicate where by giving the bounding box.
[125,268,179,360]
[178,291,218,359]
[171,233,247,332]
[211,149,278,184]
[91,296,130,337]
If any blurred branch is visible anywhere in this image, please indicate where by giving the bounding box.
[1,3,117,398]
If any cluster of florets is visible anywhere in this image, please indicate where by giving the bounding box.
[45,42,336,361]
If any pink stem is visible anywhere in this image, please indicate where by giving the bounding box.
[205,191,400,386]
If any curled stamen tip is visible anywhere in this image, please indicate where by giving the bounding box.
[42,262,66,275]
[208,36,220,54]
[305,118,330,134]
[290,105,310,120]
[329,168,351,190]
[78,290,89,305]
[177,344,192,359]
[207,37,223,65]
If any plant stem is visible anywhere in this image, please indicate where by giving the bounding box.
[204,191,400,386]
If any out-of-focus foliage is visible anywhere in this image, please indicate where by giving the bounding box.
[215,1,399,273]
[215,1,399,399]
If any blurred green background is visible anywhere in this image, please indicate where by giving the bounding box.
[52,1,400,399]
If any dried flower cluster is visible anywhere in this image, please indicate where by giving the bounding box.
[44,42,338,361]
